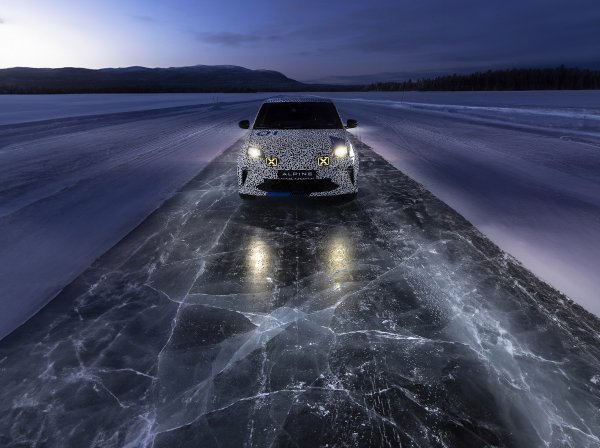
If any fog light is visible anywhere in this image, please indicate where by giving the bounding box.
[333,145,349,158]
[247,146,261,158]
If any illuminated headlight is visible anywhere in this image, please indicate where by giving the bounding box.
[247,146,262,159]
[333,145,349,158]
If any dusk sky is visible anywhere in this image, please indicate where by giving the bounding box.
[1,0,600,81]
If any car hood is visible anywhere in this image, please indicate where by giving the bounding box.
[248,129,348,157]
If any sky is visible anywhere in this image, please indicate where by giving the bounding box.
[1,0,599,81]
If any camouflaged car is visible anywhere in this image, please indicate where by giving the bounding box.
[237,97,359,199]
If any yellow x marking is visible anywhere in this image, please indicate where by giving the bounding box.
[317,156,330,167]
[265,156,278,167]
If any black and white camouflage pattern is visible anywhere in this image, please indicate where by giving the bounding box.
[238,98,359,196]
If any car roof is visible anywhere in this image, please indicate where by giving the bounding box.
[263,96,333,104]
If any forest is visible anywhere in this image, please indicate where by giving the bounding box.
[366,66,600,91]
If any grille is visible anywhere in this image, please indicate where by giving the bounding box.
[257,178,339,193]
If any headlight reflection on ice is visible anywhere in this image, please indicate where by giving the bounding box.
[325,235,353,290]
[247,237,271,281]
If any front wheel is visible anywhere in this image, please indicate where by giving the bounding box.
[239,193,257,200]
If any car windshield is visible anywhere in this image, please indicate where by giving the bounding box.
[254,102,343,130]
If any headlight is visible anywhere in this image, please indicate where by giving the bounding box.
[333,145,349,158]
[247,146,262,159]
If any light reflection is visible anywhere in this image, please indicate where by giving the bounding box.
[245,233,354,292]
[326,235,352,272]
[246,236,271,289]
[325,235,353,288]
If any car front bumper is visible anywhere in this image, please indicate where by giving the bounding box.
[238,163,358,197]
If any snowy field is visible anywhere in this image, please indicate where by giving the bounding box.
[0,93,274,126]
[0,91,599,338]
[0,100,256,337]
[331,91,600,316]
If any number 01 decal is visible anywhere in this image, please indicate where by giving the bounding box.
[255,131,279,137]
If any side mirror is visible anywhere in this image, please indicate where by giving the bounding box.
[238,120,250,129]
[346,119,358,129]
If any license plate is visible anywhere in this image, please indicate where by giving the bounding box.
[277,170,316,179]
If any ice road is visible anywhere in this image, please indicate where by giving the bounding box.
[1,136,599,447]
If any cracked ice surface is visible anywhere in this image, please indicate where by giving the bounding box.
[1,138,600,447]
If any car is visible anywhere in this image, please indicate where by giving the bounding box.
[237,97,359,199]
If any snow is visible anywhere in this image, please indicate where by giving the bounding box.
[1,91,599,339]
[0,93,275,126]
[331,90,600,315]
[0,99,260,337]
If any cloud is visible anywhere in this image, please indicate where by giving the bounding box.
[195,31,261,46]
[294,47,331,57]
[194,31,282,46]
[185,0,600,79]
[130,14,158,23]
[280,0,600,73]
[0,17,5,24]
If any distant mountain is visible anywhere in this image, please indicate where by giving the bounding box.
[0,65,314,93]
[6,64,590,94]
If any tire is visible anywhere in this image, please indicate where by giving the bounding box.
[239,193,257,200]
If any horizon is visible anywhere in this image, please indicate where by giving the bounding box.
[2,0,600,81]
[2,63,597,86]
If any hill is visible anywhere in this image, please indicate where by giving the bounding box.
[0,65,311,94]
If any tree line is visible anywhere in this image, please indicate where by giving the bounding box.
[366,66,600,91]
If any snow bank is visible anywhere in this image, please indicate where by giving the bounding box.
[0,100,261,337]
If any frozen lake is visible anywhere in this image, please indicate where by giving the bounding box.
[1,91,599,336]
[1,136,599,447]
[1,91,600,446]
